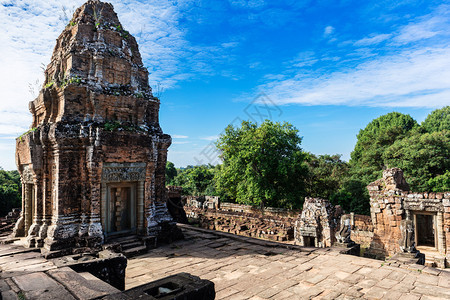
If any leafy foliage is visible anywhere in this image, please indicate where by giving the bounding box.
[330,179,370,215]
[215,120,308,209]
[166,161,177,186]
[383,130,450,191]
[0,169,21,217]
[165,107,449,215]
[350,112,418,184]
[173,165,216,196]
[427,170,450,192]
[305,154,370,214]
[305,154,349,200]
[421,106,450,133]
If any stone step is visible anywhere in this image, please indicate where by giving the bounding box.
[121,241,143,250]
[47,267,120,299]
[106,234,139,243]
[78,272,121,294]
[122,245,148,258]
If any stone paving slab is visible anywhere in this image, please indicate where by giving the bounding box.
[126,225,450,299]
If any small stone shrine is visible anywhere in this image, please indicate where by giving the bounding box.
[294,197,342,247]
[13,0,180,251]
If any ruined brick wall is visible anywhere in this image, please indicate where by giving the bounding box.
[367,168,450,260]
[184,206,296,242]
[344,214,374,248]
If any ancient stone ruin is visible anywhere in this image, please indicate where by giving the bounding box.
[12,0,179,251]
[366,168,450,267]
[294,197,342,247]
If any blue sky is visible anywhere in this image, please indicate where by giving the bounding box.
[0,0,449,170]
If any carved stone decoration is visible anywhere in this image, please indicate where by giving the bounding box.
[399,219,416,253]
[295,197,341,248]
[102,163,146,182]
[22,165,34,184]
[336,215,352,243]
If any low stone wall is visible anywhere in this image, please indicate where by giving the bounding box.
[185,206,296,242]
[219,202,300,218]
[347,214,374,248]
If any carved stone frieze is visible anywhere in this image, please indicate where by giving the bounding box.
[22,164,34,184]
[102,163,146,182]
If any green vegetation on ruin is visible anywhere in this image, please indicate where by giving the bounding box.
[18,127,37,142]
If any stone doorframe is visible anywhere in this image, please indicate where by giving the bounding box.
[413,212,437,248]
[101,162,146,237]
[409,210,445,255]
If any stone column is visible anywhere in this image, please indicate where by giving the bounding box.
[137,181,144,234]
[437,212,445,255]
[39,147,52,241]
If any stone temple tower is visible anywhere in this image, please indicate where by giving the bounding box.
[13,0,179,251]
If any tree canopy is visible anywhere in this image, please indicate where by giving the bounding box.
[0,169,21,217]
[214,120,308,209]
[350,112,418,184]
[421,106,450,133]
[171,165,216,196]
[165,161,177,186]
[304,154,348,200]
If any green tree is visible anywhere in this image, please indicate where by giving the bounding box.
[350,112,418,184]
[165,161,177,186]
[421,106,450,133]
[383,130,450,191]
[305,153,349,199]
[330,179,370,215]
[0,169,21,217]
[215,120,308,209]
[174,165,216,196]
[427,170,450,192]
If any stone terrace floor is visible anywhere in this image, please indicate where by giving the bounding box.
[127,224,450,300]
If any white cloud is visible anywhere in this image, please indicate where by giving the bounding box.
[259,46,450,108]
[229,0,266,9]
[254,5,450,108]
[323,25,335,37]
[393,14,447,44]
[199,135,219,141]
[172,134,189,139]
[354,34,392,46]
[172,141,190,144]
[290,51,318,68]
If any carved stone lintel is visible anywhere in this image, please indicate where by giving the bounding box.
[102,163,146,182]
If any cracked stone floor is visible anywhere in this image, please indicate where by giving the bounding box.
[126,225,450,299]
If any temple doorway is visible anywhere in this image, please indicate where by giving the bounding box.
[415,213,436,248]
[303,236,316,247]
[104,183,137,235]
